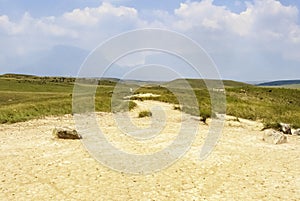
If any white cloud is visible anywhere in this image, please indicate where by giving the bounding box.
[0,2,143,66]
[63,2,138,26]
[0,12,77,37]
[0,14,24,35]
[170,0,300,63]
[0,0,300,79]
[0,2,141,39]
[173,0,299,38]
[289,25,300,43]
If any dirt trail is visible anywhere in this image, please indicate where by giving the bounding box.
[0,100,299,200]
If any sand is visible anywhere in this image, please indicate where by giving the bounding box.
[0,100,299,200]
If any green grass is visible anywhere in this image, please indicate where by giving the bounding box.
[226,86,300,128]
[0,75,136,123]
[0,75,74,123]
[133,82,300,128]
[0,74,299,129]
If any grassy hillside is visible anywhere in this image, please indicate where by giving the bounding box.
[164,79,251,89]
[0,74,299,128]
[226,86,300,128]
[133,84,300,128]
[0,75,119,123]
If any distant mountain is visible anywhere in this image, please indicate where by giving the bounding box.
[257,80,300,86]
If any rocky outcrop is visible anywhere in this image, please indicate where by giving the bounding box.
[263,129,287,144]
[279,123,292,134]
[52,128,82,139]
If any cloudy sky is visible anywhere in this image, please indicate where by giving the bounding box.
[0,0,300,81]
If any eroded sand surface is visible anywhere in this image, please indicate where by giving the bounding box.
[0,100,299,200]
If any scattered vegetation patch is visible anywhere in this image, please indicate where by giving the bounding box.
[138,110,152,118]
[128,101,138,111]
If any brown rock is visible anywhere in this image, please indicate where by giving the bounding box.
[263,129,287,144]
[53,128,82,139]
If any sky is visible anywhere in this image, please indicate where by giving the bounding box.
[0,0,300,81]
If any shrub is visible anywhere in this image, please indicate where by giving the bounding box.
[200,112,210,124]
[138,110,152,118]
[128,101,137,111]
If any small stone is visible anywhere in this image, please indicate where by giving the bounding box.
[292,129,300,136]
[52,127,81,139]
[263,129,287,144]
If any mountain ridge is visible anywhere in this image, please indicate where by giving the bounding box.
[257,80,300,86]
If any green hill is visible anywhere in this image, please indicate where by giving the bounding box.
[164,79,251,89]
[0,74,299,129]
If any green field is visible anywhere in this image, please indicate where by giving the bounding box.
[1,74,300,129]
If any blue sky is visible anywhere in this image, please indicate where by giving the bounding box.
[0,0,300,81]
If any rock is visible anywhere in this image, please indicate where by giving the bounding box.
[53,128,82,139]
[292,129,300,136]
[279,123,292,134]
[263,129,287,144]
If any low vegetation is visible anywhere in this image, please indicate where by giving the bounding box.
[0,74,299,129]
[0,74,134,123]
[138,110,152,118]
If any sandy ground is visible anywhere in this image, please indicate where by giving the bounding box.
[0,100,299,201]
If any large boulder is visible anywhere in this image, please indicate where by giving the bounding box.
[53,128,82,139]
[279,123,292,134]
[263,129,287,144]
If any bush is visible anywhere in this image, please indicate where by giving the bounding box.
[200,111,211,124]
[128,101,137,111]
[138,110,152,118]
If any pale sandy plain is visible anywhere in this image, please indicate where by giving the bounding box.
[0,100,299,200]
